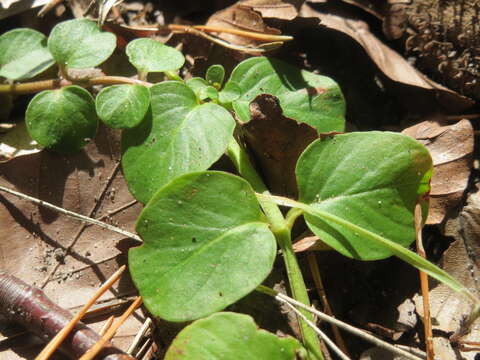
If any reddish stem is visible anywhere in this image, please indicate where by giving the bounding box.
[0,270,135,360]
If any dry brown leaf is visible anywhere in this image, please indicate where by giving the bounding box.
[206,0,304,47]
[0,122,42,163]
[403,119,474,225]
[0,126,144,359]
[242,94,318,197]
[300,4,474,112]
[413,189,480,360]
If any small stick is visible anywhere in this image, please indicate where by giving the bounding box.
[307,252,350,357]
[257,285,425,360]
[127,317,152,355]
[282,300,350,360]
[0,185,141,242]
[36,265,126,360]
[79,296,143,360]
[415,203,434,360]
[99,316,116,336]
[37,0,64,17]
[0,271,134,360]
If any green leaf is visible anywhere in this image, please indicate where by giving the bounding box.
[126,38,185,73]
[226,57,345,132]
[25,86,97,153]
[122,81,235,203]
[95,85,150,129]
[296,131,432,260]
[206,64,225,88]
[48,19,116,69]
[0,28,54,81]
[218,81,241,107]
[263,194,468,296]
[129,171,277,321]
[186,77,209,100]
[165,312,302,360]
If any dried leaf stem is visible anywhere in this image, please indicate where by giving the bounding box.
[0,185,142,242]
[282,300,351,360]
[79,296,143,360]
[307,252,350,357]
[257,285,426,360]
[415,203,434,360]
[36,265,126,360]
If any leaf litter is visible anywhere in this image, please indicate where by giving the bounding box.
[2,0,480,359]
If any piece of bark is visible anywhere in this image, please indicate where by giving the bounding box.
[0,270,134,360]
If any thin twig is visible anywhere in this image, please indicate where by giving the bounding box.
[307,252,351,357]
[0,77,151,95]
[99,316,115,336]
[257,286,425,360]
[127,317,152,355]
[283,301,350,360]
[0,185,142,242]
[415,203,434,360]
[36,265,126,360]
[79,296,143,360]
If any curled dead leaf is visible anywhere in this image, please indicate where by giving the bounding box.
[403,119,474,225]
[0,122,42,163]
[206,0,303,48]
[242,94,318,197]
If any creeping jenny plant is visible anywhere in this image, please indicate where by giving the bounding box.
[1,19,478,360]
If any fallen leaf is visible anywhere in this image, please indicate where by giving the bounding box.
[206,1,283,47]
[403,119,474,225]
[0,126,144,358]
[300,4,474,112]
[0,122,43,163]
[242,94,318,197]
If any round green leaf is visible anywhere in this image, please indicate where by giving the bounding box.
[95,84,150,129]
[122,81,235,203]
[48,19,116,69]
[226,57,345,132]
[126,38,185,73]
[165,312,301,360]
[26,86,98,153]
[296,132,432,260]
[0,28,54,81]
[129,171,277,321]
[206,64,225,87]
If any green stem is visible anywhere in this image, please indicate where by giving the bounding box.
[164,70,183,82]
[226,139,324,360]
[0,77,151,95]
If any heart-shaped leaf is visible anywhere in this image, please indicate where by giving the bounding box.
[25,86,97,153]
[122,81,235,203]
[126,38,185,74]
[0,28,54,81]
[226,57,345,132]
[95,84,150,129]
[296,132,432,260]
[165,312,302,359]
[48,19,116,69]
[129,171,276,321]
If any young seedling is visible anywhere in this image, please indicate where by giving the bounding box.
[1,18,479,360]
